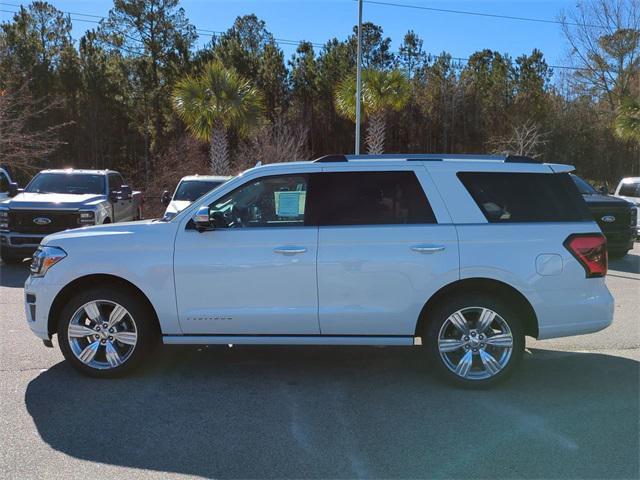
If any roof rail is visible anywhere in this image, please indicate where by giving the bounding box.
[312,153,544,164]
[313,154,348,163]
[504,154,542,164]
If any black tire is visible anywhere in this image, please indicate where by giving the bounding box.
[57,286,158,378]
[423,292,525,388]
[608,249,629,259]
[0,250,24,264]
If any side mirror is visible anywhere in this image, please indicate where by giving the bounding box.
[192,205,212,232]
[120,185,132,200]
[8,182,18,197]
[598,185,609,195]
[161,190,171,206]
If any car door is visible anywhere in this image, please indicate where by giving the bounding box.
[311,166,459,336]
[173,169,321,335]
[107,173,133,222]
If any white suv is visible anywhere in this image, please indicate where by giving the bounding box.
[24,154,614,386]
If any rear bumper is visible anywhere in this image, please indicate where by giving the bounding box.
[535,281,614,339]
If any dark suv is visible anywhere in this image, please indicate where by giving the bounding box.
[571,174,637,258]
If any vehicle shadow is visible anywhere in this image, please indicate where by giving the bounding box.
[609,252,640,275]
[0,262,29,288]
[25,346,639,479]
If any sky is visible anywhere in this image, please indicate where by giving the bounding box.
[0,0,578,71]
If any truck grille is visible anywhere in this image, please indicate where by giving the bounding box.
[8,210,80,234]
[589,206,632,232]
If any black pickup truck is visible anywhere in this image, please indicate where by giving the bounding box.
[571,174,637,258]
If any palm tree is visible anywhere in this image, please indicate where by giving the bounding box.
[173,61,263,175]
[615,97,640,144]
[335,69,410,154]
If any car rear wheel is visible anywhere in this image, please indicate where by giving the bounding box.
[424,293,525,387]
[58,287,157,377]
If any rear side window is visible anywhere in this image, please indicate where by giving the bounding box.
[457,172,591,223]
[308,171,436,226]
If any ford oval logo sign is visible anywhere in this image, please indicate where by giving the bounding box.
[33,217,52,225]
[601,215,616,223]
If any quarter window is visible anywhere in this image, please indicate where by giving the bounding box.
[307,171,436,226]
[209,175,308,228]
[458,172,592,223]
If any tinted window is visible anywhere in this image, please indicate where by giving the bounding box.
[307,171,436,226]
[458,172,591,223]
[175,180,224,201]
[619,181,640,198]
[25,173,105,195]
[0,172,8,193]
[571,174,597,195]
[108,173,124,191]
[209,175,307,228]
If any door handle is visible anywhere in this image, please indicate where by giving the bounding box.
[274,246,307,255]
[411,244,445,254]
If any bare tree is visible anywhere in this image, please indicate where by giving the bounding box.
[559,0,640,110]
[488,121,548,158]
[236,117,308,171]
[0,83,67,173]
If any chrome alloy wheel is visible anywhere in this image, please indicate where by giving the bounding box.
[67,300,138,370]
[437,306,514,380]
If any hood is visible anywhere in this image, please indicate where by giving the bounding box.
[42,219,175,249]
[165,200,192,217]
[617,194,640,206]
[5,192,106,210]
[581,193,633,208]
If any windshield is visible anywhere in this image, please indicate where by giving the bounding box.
[25,173,105,195]
[571,175,597,195]
[618,181,640,198]
[174,180,224,202]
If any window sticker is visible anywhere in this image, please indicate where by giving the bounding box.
[275,191,305,217]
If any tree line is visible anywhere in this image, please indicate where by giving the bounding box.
[0,0,638,197]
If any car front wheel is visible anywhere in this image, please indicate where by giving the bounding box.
[424,293,525,387]
[58,287,157,377]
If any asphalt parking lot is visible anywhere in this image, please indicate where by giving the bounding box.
[1,247,638,479]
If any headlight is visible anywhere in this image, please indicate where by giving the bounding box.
[0,209,8,231]
[79,210,95,225]
[30,246,67,278]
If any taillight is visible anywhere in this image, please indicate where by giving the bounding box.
[564,233,607,278]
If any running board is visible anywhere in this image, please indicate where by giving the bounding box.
[162,335,418,346]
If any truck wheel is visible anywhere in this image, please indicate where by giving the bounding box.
[0,250,24,265]
[608,249,629,259]
[57,286,158,377]
[424,292,525,388]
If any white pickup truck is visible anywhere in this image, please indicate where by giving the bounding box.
[0,169,142,263]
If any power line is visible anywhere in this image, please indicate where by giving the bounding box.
[0,3,324,48]
[359,0,603,29]
[0,4,594,72]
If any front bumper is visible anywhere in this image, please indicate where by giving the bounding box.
[1,232,43,258]
[603,228,636,251]
[24,275,63,341]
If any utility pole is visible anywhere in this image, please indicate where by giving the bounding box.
[355,0,363,155]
